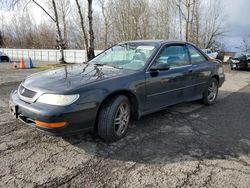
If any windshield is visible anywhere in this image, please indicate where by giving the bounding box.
[89,43,157,70]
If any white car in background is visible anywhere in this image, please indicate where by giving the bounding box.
[202,49,218,59]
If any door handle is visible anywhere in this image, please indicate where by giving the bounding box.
[188,69,193,73]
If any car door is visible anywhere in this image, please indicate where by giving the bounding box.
[186,44,213,98]
[145,44,193,112]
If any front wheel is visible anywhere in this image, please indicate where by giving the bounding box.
[97,95,131,142]
[202,78,219,105]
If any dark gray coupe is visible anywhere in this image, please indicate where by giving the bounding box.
[9,40,225,141]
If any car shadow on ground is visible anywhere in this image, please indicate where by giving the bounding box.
[63,88,250,165]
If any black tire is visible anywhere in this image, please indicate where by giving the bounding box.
[202,78,219,105]
[97,95,131,142]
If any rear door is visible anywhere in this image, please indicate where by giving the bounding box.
[145,44,193,112]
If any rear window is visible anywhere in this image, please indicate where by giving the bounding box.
[187,45,207,64]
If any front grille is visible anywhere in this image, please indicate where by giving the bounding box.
[19,84,37,98]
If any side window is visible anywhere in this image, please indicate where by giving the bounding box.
[187,45,207,64]
[155,45,189,68]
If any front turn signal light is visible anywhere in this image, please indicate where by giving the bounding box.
[35,120,67,128]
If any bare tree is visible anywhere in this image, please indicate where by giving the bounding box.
[150,0,174,39]
[75,0,89,51]
[200,0,226,49]
[175,0,194,41]
[2,0,227,54]
[75,0,95,61]
[185,0,191,41]
[6,0,66,63]
[51,0,65,63]
[87,0,95,60]
[240,37,250,52]
[2,8,56,49]
[32,0,66,63]
[0,31,4,47]
[98,0,110,48]
[106,0,149,42]
[57,0,71,49]
[193,0,201,45]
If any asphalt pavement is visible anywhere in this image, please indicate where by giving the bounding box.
[0,62,249,188]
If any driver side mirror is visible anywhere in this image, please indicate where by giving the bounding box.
[150,63,170,72]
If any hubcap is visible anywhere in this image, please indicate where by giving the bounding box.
[114,103,130,136]
[208,82,218,102]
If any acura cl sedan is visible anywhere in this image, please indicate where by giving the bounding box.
[9,40,225,141]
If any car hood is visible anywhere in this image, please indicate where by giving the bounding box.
[23,64,134,93]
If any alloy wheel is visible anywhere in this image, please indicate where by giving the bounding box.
[114,103,130,136]
[207,81,218,102]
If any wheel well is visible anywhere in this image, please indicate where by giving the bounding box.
[94,90,139,131]
[212,75,219,85]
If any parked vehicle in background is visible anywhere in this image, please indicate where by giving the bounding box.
[228,52,250,70]
[9,40,225,142]
[0,51,10,62]
[202,49,218,59]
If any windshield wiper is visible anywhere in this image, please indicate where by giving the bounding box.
[94,63,105,66]
[93,62,123,69]
[110,65,123,69]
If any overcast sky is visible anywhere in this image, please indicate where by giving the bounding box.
[221,0,250,51]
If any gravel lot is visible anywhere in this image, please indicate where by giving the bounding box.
[0,62,250,188]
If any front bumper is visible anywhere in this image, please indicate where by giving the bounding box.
[219,73,225,88]
[9,90,97,136]
[230,62,248,69]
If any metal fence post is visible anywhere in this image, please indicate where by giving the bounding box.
[74,51,76,63]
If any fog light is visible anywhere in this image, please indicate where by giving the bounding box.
[35,120,67,128]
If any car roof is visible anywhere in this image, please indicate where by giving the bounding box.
[118,40,189,46]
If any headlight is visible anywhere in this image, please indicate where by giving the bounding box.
[218,67,224,74]
[36,94,80,106]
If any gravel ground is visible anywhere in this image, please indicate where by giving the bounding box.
[0,62,250,188]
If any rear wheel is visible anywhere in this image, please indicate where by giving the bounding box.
[202,78,219,105]
[97,95,131,142]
